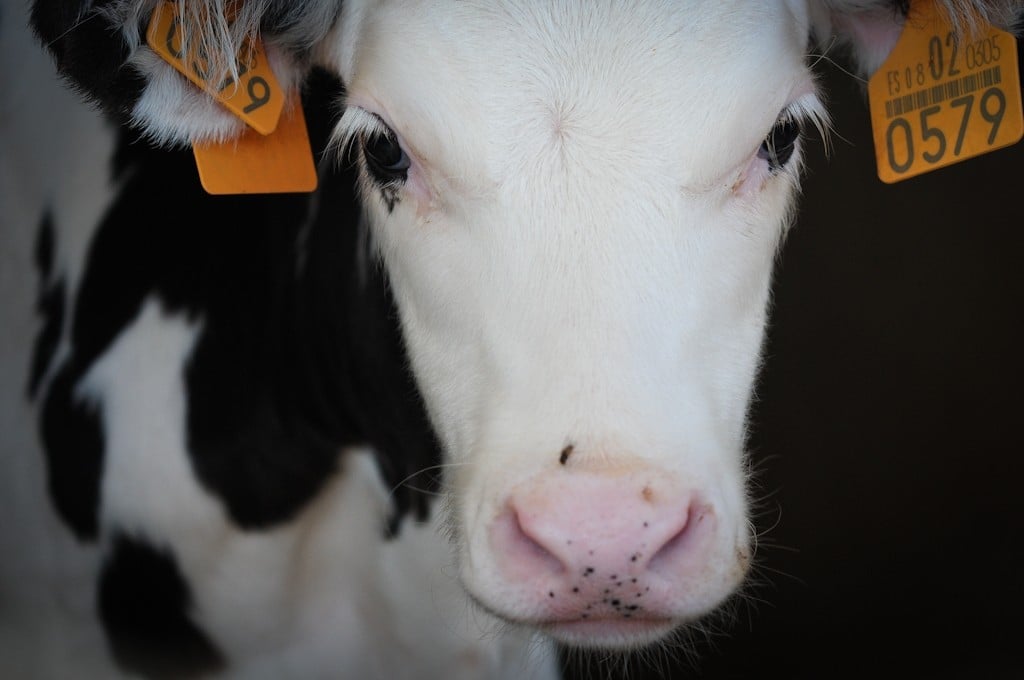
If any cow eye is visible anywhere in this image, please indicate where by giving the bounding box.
[361,125,410,183]
[758,116,801,171]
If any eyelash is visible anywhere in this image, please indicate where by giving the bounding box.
[359,120,411,186]
[758,115,802,172]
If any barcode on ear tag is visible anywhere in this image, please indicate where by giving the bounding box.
[193,104,318,194]
[146,1,284,135]
[867,1,1024,183]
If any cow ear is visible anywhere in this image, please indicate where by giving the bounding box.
[813,1,1023,76]
[30,0,342,147]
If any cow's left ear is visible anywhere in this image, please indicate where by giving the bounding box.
[812,0,1023,76]
[31,0,343,147]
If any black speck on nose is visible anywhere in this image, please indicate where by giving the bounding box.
[559,444,574,465]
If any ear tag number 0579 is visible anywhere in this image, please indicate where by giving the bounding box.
[146,1,283,134]
[868,1,1023,183]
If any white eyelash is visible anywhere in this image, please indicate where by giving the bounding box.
[783,93,833,156]
[329,106,392,163]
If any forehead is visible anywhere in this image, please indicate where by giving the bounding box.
[341,0,814,186]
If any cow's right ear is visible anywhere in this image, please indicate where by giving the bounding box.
[30,0,343,147]
[812,0,1023,77]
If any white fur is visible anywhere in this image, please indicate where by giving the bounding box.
[333,0,815,632]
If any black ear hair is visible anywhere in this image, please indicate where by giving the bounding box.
[814,0,1023,76]
[31,1,147,121]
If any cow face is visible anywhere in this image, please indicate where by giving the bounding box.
[329,0,820,648]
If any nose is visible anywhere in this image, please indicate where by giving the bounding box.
[489,472,720,625]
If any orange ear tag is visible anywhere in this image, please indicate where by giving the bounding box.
[192,104,318,194]
[146,1,317,194]
[146,1,282,134]
[868,1,1023,183]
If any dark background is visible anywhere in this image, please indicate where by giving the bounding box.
[567,52,1024,680]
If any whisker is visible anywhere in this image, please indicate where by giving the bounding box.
[394,484,445,497]
[43,11,102,48]
[807,35,868,85]
[749,563,807,586]
[385,460,466,504]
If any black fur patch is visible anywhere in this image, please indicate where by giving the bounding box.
[179,70,440,531]
[39,369,105,540]
[33,209,54,279]
[31,1,147,125]
[98,533,226,679]
[93,132,336,529]
[289,153,440,533]
[39,69,440,537]
[27,213,65,398]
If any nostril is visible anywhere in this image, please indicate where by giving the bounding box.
[646,503,713,577]
[492,505,566,579]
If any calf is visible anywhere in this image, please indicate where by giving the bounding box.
[0,1,1018,678]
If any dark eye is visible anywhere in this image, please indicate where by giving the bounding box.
[361,125,410,184]
[758,117,801,171]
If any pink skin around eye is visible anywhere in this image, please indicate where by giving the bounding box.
[731,151,774,198]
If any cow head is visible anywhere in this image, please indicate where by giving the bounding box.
[331,1,819,648]
[31,0,1020,652]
